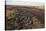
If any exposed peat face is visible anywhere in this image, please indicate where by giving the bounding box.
[5,5,44,30]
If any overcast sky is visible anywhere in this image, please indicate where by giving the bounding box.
[6,0,44,6]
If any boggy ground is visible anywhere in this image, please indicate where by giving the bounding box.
[5,5,44,30]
